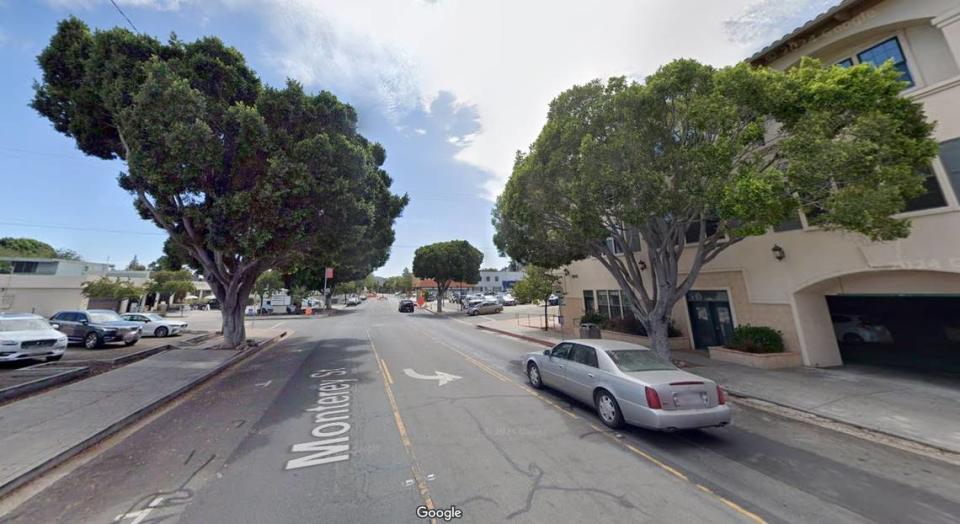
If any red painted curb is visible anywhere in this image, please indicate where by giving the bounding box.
[476,325,556,347]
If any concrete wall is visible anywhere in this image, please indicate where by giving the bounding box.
[0,274,91,317]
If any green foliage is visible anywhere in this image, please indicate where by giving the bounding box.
[81,277,144,301]
[145,269,196,301]
[413,241,483,291]
[0,238,57,258]
[413,241,483,312]
[578,311,608,325]
[55,249,83,260]
[494,58,937,358]
[253,270,284,299]
[31,18,406,346]
[511,266,558,304]
[726,325,784,353]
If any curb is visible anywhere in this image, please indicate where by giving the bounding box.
[0,367,90,402]
[476,324,556,347]
[0,330,288,500]
[726,391,960,460]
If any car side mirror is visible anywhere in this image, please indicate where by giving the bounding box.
[80,320,88,325]
[543,349,551,356]
[51,323,60,329]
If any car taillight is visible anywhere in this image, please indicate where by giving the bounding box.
[717,385,726,405]
[644,386,662,410]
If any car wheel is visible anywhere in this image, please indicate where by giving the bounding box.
[843,333,864,344]
[527,362,543,389]
[155,326,169,338]
[595,390,624,429]
[84,332,102,350]
[47,355,63,362]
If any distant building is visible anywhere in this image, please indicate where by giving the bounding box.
[0,257,113,316]
[478,269,525,294]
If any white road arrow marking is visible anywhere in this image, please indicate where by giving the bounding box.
[402,368,462,386]
[255,380,272,388]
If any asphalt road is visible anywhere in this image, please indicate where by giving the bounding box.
[4,298,960,523]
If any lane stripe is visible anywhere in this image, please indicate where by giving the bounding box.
[366,328,437,524]
[407,319,767,524]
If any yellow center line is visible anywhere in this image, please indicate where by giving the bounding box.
[406,320,767,524]
[366,328,436,523]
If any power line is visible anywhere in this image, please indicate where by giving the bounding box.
[0,221,164,237]
[109,0,139,32]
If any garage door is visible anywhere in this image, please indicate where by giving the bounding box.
[826,295,960,376]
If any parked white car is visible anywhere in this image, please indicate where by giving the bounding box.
[121,313,188,338]
[501,293,517,306]
[0,313,68,362]
[831,314,894,344]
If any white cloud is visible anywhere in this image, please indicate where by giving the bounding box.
[724,0,840,50]
[217,0,821,200]
[414,128,426,135]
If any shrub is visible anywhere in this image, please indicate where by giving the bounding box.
[579,311,608,325]
[596,314,683,338]
[726,325,784,353]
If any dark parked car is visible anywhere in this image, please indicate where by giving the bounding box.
[50,310,142,349]
[399,299,415,313]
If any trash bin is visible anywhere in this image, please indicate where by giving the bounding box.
[580,323,602,339]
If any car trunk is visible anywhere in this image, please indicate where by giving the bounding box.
[629,370,718,410]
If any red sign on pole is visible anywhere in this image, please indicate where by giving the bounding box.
[325,267,334,279]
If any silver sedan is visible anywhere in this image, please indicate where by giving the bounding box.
[523,339,731,431]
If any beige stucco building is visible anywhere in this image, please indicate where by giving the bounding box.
[559,0,960,369]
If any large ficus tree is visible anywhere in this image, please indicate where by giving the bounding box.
[412,240,483,313]
[494,58,937,359]
[32,18,406,346]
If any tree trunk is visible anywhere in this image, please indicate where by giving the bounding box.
[221,295,247,348]
[436,285,444,313]
[543,299,548,331]
[647,316,671,361]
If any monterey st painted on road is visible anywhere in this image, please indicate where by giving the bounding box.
[285,368,357,470]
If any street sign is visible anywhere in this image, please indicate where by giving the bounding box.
[325,267,334,279]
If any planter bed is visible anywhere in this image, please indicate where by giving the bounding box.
[707,346,802,369]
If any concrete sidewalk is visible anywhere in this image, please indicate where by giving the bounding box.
[476,319,960,456]
[0,328,285,498]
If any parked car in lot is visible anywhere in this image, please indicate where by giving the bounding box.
[467,300,503,316]
[346,295,361,306]
[50,310,142,349]
[398,299,415,313]
[121,313,188,338]
[548,293,560,306]
[524,339,730,431]
[501,293,517,306]
[0,313,68,362]
[831,314,894,344]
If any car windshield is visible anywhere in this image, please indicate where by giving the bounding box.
[0,319,52,332]
[89,311,123,323]
[606,349,676,372]
[142,314,165,321]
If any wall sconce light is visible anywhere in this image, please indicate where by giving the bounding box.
[771,244,786,261]
[639,260,648,271]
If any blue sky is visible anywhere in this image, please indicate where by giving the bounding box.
[0,0,831,276]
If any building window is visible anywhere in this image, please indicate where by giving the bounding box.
[12,261,39,274]
[589,289,628,319]
[837,58,854,68]
[940,138,960,203]
[604,237,624,255]
[685,219,720,244]
[485,276,490,282]
[494,276,499,282]
[583,290,595,314]
[903,167,947,212]
[857,37,913,88]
